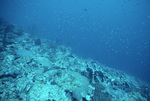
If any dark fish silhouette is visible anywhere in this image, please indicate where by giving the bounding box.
[84,8,87,11]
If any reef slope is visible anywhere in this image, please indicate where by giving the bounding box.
[0,24,150,101]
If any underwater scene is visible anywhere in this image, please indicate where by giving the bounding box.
[0,0,150,101]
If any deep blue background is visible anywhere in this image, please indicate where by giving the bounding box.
[0,0,150,83]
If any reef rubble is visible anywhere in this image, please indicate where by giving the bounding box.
[0,23,150,101]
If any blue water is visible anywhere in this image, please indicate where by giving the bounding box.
[0,0,150,83]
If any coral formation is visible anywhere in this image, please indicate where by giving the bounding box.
[0,23,150,101]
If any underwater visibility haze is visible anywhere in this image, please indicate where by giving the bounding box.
[0,0,150,100]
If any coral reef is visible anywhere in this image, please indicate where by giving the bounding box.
[0,23,150,101]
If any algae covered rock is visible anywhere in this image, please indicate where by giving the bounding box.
[54,70,90,100]
[35,56,51,67]
[28,83,69,101]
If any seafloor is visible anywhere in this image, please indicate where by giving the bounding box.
[0,23,150,101]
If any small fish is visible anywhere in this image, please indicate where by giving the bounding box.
[84,8,87,11]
